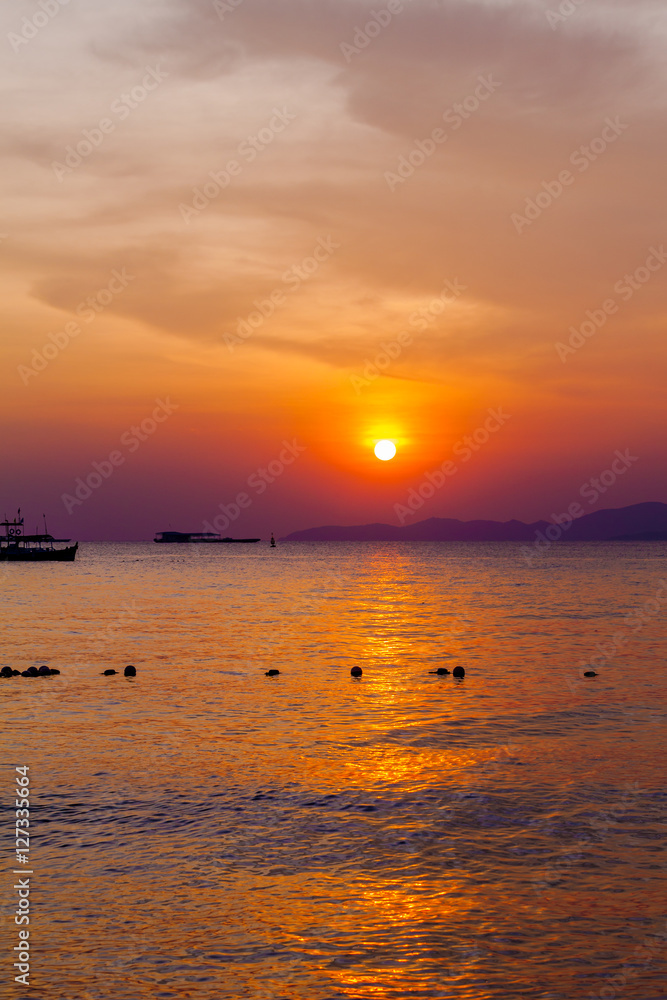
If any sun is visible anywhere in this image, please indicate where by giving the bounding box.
[374,439,397,461]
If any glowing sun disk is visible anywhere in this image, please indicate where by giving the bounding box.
[374,439,397,461]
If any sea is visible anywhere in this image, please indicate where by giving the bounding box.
[1,541,666,1000]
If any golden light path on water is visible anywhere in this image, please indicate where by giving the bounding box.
[2,540,666,998]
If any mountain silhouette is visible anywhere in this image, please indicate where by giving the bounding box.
[281,502,667,542]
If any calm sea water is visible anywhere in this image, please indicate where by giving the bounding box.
[1,541,666,1000]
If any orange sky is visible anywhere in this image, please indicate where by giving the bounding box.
[1,0,665,538]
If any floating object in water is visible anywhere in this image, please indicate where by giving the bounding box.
[1,666,13,678]
[103,669,118,676]
[124,665,136,677]
[583,670,598,677]
[265,669,280,676]
[452,666,465,679]
[49,668,61,675]
[270,533,276,548]
[350,666,363,677]
[25,666,40,677]
[38,665,51,675]
[434,667,450,675]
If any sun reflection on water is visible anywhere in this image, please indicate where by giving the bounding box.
[4,541,666,998]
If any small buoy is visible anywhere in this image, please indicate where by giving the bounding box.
[103,669,118,676]
[583,670,598,678]
[38,665,51,675]
[350,666,363,677]
[49,668,61,675]
[1,666,13,678]
[265,669,280,676]
[124,665,136,677]
[452,666,465,679]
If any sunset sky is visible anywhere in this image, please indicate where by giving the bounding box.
[2,0,665,540]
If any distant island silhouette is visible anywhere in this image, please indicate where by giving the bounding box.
[281,502,667,542]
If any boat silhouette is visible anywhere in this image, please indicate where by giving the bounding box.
[154,531,260,543]
[0,511,78,562]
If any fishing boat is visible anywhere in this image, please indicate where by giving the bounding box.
[154,531,260,543]
[0,511,78,562]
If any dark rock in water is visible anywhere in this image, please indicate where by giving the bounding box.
[124,665,137,677]
[350,666,363,677]
[435,667,450,675]
[49,669,61,675]
[25,666,40,677]
[452,666,466,679]
[265,669,280,676]
[1,666,13,678]
[583,670,598,677]
[103,669,118,676]
[12,670,21,676]
[38,665,51,675]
